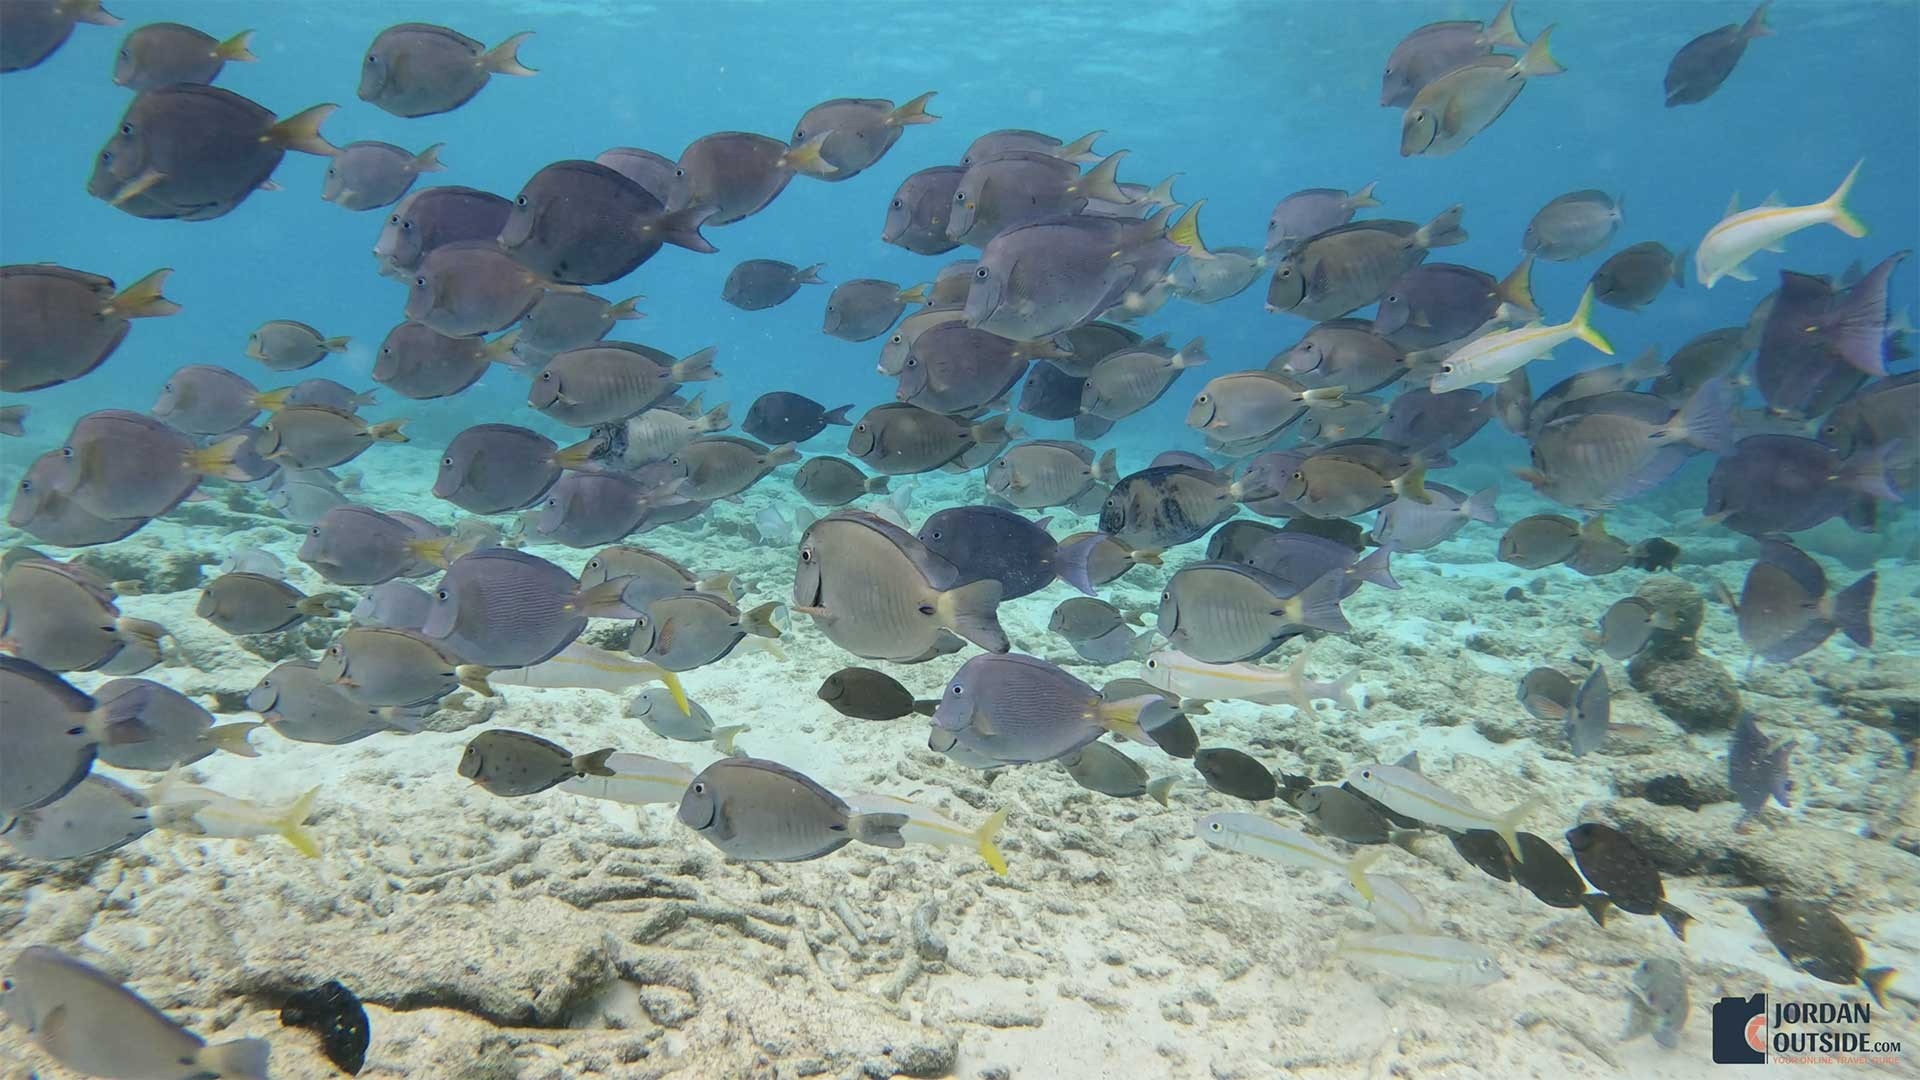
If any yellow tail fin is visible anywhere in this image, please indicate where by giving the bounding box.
[207,722,262,758]
[214,30,258,62]
[482,31,538,76]
[1495,796,1545,863]
[107,268,180,319]
[1566,285,1614,354]
[974,806,1010,875]
[1515,24,1565,77]
[889,90,939,126]
[368,418,409,443]
[1346,847,1388,903]
[1823,159,1868,238]
[266,104,338,156]
[1166,199,1212,258]
[277,786,323,858]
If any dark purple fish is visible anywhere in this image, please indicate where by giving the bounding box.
[594,147,676,202]
[899,324,1032,414]
[917,505,1058,600]
[1381,387,1491,466]
[1728,712,1793,826]
[532,470,676,548]
[0,265,177,393]
[88,85,334,221]
[742,393,853,444]
[1380,3,1526,107]
[421,548,639,667]
[722,259,825,310]
[1373,259,1534,348]
[1651,327,1750,402]
[1591,242,1684,311]
[1754,255,1901,417]
[1704,435,1898,536]
[372,321,505,399]
[1018,361,1086,421]
[1732,539,1875,662]
[499,160,715,287]
[434,423,570,514]
[2,0,121,74]
[1267,184,1382,254]
[1244,532,1398,599]
[358,23,535,119]
[1664,3,1772,106]
[374,185,513,276]
[883,166,965,255]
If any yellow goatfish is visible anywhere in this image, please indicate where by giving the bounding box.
[1695,160,1867,288]
[487,641,689,714]
[1428,285,1613,393]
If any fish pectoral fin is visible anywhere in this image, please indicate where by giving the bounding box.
[1724,264,1757,282]
[35,1003,71,1051]
[110,169,168,206]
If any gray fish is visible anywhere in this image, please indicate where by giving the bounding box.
[1564,665,1611,756]
[1195,747,1277,801]
[1665,3,1772,106]
[1621,957,1689,1049]
[1520,381,1732,508]
[1276,438,1429,519]
[1018,361,1087,420]
[247,659,423,744]
[1081,334,1209,420]
[459,729,613,797]
[1245,533,1398,599]
[530,342,718,427]
[985,441,1115,511]
[899,324,1034,413]
[1064,742,1163,801]
[932,652,1158,764]
[623,402,730,464]
[298,505,444,586]
[876,305,967,375]
[960,128,1103,167]
[218,545,285,578]
[264,474,350,526]
[0,946,270,1079]
[197,572,347,635]
[88,84,334,221]
[1188,369,1341,445]
[626,688,746,751]
[669,131,817,226]
[350,581,436,631]
[794,456,889,506]
[318,625,483,707]
[789,92,937,180]
[677,756,905,861]
[1266,183,1383,253]
[257,404,407,469]
[42,409,248,520]
[846,403,1007,475]
[532,470,678,548]
[406,239,551,337]
[1205,520,1281,563]
[1158,563,1350,663]
[629,594,781,672]
[1525,350,1667,437]
[258,378,376,414]
[668,436,797,500]
[151,363,262,434]
[246,319,349,371]
[1,0,119,73]
[112,19,251,89]
[817,667,935,721]
[1271,318,1410,394]
[1098,464,1251,551]
[742,392,852,445]
[918,505,1057,600]
[928,259,979,306]
[1374,259,1536,348]
[793,510,1007,661]
[422,548,640,667]
[1523,191,1623,261]
[1382,387,1491,466]
[518,291,645,354]
[1589,597,1666,660]
[823,278,928,341]
[0,265,177,392]
[372,320,510,401]
[0,657,146,813]
[883,166,966,255]
[1050,597,1146,664]
[358,23,534,118]
[1651,327,1750,401]
[1400,34,1564,158]
[321,140,444,211]
[1728,712,1793,826]
[965,213,1189,341]
[1290,783,1407,843]
[0,774,151,861]
[1498,513,1581,568]
[433,423,569,514]
[1371,483,1498,552]
[1379,1,1525,107]
[1167,245,1268,304]
[723,259,826,311]
[1565,823,1693,939]
[0,558,134,672]
[594,146,677,200]
[91,678,255,770]
[1591,242,1685,311]
[373,185,513,276]
[1726,539,1875,662]
[1053,532,1161,596]
[946,149,1129,245]
[1266,208,1467,321]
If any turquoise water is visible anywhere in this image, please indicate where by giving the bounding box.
[2,2,1917,1077]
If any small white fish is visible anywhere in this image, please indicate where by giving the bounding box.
[1142,649,1357,713]
[1341,932,1506,986]
[146,772,322,857]
[558,751,694,807]
[1695,161,1868,288]
[487,641,689,713]
[844,793,1010,875]
[1428,286,1614,393]
[217,545,287,578]
[1362,874,1429,933]
[1196,812,1384,901]
[753,507,795,545]
[1343,763,1539,861]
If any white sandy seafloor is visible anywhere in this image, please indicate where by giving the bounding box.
[2,439,1918,1080]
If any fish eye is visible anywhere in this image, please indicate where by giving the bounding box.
[402,221,413,230]
[955,191,967,202]
[100,151,113,164]
[891,199,903,209]
[1196,393,1209,403]
[1442,364,1455,373]
[800,546,814,562]
[855,422,868,431]
[436,589,448,600]
[388,214,400,225]
[119,123,132,136]
[366,55,377,65]
[1386,295,1398,304]
[60,446,73,458]
[1146,659,1157,669]
[949,684,964,695]
[1361,769,1373,779]
[1279,267,1292,278]
[540,371,552,380]
[674,168,685,178]
[516,195,528,206]
[692,782,705,794]
[905,358,917,367]
[327,167,336,178]
[975,267,989,279]
[888,335,902,345]
[794,130,805,140]
[17,479,30,492]
[414,277,426,288]
[1209,821,1222,832]
[442,456,452,467]
[309,526,320,535]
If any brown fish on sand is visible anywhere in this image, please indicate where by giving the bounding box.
[1497,513,1580,568]
[1745,896,1896,1006]
[459,729,613,797]
[1718,539,1874,663]
[1565,822,1692,939]
[197,573,348,635]
[0,265,177,392]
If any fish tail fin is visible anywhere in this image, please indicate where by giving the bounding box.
[107,267,180,318]
[206,721,262,758]
[573,747,618,778]
[1393,455,1431,504]
[1145,776,1177,808]
[1283,571,1352,635]
[1495,796,1544,863]
[911,698,939,717]
[570,578,646,620]
[1352,546,1400,590]
[935,579,1008,652]
[698,571,738,602]
[1667,376,1733,453]
[1345,847,1388,903]
[1831,571,1877,647]
[1131,548,1164,567]
[1092,447,1119,485]
[1822,159,1869,238]
[193,1038,271,1080]
[889,90,940,125]
[266,103,338,157]
[973,806,1011,873]
[213,29,258,62]
[1166,199,1212,258]
[1058,129,1104,163]
[1515,23,1565,77]
[1144,172,1181,207]
[1079,149,1131,205]
[1658,902,1693,941]
[481,31,538,76]
[1622,345,1665,382]
[276,786,323,857]
[1415,204,1468,248]
[1498,254,1538,317]
[109,579,145,596]
[1172,337,1209,369]
[711,724,749,756]
[741,601,783,639]
[848,811,909,849]
[671,345,720,383]
[69,0,120,26]
[864,475,891,495]
[1580,893,1611,927]
[478,331,522,363]
[970,413,1009,445]
[1279,650,1321,716]
[296,592,350,617]
[1346,179,1383,210]
[793,262,828,286]
[367,418,409,443]
[1863,967,1897,1008]
[895,282,932,304]
[655,203,719,254]
[550,435,604,470]
[321,335,351,353]
[374,706,429,733]
[456,664,496,697]
[1744,1,1775,38]
[607,294,647,320]
[1464,485,1500,524]
[649,667,690,715]
[250,387,292,412]
[0,405,25,437]
[402,535,458,569]
[410,142,447,173]
[781,131,834,175]
[1671,247,1689,288]
[819,403,855,427]
[764,442,800,468]
[182,433,254,481]
[1567,286,1614,354]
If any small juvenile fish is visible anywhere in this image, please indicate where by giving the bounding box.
[147,770,323,856]
[1592,242,1686,311]
[1341,933,1505,986]
[1695,162,1866,288]
[247,319,350,371]
[197,572,348,635]
[1266,183,1381,254]
[794,456,890,506]
[1194,748,1277,801]
[629,594,783,672]
[1049,598,1147,665]
[1621,957,1689,1049]
[626,688,746,753]
[1517,667,1576,720]
[1196,813,1384,902]
[1665,3,1773,107]
[817,667,936,721]
[1064,743,1173,804]
[1522,190,1623,262]
[1727,712,1794,829]
[458,729,613,797]
[1564,665,1612,756]
[676,756,907,862]
[1346,762,1538,860]
[1,946,271,1079]
[321,140,445,211]
[358,23,535,119]
[1287,785,1411,846]
[1498,513,1581,568]
[723,260,826,310]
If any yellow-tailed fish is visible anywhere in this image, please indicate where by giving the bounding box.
[1695,160,1867,288]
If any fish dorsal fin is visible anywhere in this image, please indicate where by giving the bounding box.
[1760,191,1784,208]
[1724,191,1741,217]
